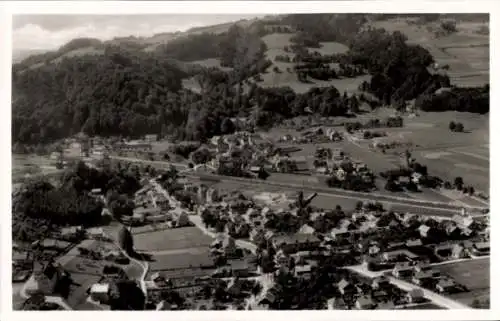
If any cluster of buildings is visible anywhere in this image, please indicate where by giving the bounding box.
[325,276,424,310]
[278,127,343,144]
[125,181,191,228]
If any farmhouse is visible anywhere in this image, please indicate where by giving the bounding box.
[406,289,425,303]
[90,283,110,303]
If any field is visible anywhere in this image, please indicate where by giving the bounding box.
[435,257,490,307]
[133,226,212,252]
[148,251,214,274]
[188,58,233,72]
[12,154,58,180]
[369,18,489,87]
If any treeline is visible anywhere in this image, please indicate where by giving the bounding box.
[415,86,489,114]
[251,86,359,128]
[12,161,142,242]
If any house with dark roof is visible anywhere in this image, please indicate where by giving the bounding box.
[392,263,414,278]
[406,289,425,303]
[371,277,390,290]
[436,279,456,293]
[271,233,320,254]
[412,270,434,286]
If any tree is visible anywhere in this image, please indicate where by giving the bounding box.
[449,121,456,131]
[191,148,213,165]
[118,225,134,255]
[455,122,464,132]
[220,117,236,135]
[454,177,464,190]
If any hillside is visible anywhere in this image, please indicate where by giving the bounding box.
[12,14,489,146]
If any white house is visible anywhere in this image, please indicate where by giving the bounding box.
[90,283,110,303]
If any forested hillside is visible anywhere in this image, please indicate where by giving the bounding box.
[12,14,489,146]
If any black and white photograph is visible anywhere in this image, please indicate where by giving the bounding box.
[4,1,495,317]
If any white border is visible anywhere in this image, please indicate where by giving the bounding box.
[1,1,497,320]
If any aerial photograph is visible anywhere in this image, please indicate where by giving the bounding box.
[11,12,490,311]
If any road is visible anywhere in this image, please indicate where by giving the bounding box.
[107,155,487,217]
[346,257,490,310]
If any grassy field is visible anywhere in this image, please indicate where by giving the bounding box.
[148,250,214,272]
[188,58,233,72]
[368,18,489,87]
[435,258,490,307]
[133,226,212,252]
[309,41,349,55]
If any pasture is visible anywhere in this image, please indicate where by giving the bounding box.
[368,18,489,87]
[435,258,490,307]
[133,226,212,252]
[148,250,214,273]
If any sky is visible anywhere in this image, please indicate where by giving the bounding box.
[12,14,265,52]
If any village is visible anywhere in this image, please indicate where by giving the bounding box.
[13,150,490,310]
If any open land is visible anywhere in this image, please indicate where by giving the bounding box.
[435,257,490,307]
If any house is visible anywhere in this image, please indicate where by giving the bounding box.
[176,212,190,227]
[392,263,414,278]
[87,227,105,240]
[59,226,83,240]
[149,272,169,288]
[368,244,381,255]
[412,270,434,286]
[355,295,376,310]
[31,239,71,252]
[406,289,425,303]
[371,277,390,290]
[371,290,389,301]
[294,264,313,279]
[471,241,490,256]
[229,259,252,277]
[329,227,350,241]
[90,283,110,303]
[26,261,64,295]
[406,239,423,247]
[452,214,474,228]
[327,297,348,310]
[271,233,321,254]
[250,229,266,244]
[145,134,158,143]
[418,224,431,238]
[223,237,238,256]
[382,249,419,263]
[298,224,315,235]
[436,279,456,293]
[337,278,356,296]
[451,244,465,259]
